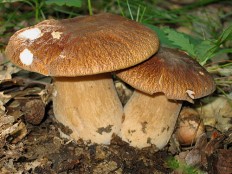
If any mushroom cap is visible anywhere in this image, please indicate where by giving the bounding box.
[5,13,159,76]
[116,47,216,102]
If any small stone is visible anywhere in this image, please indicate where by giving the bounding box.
[22,99,45,125]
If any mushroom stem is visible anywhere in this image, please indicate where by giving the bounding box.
[53,74,123,144]
[120,90,182,149]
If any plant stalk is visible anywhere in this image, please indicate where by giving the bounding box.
[88,0,93,16]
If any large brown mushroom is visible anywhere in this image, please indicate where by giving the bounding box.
[116,47,215,149]
[5,13,159,144]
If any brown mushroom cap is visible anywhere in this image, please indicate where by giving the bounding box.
[116,47,216,102]
[5,13,159,76]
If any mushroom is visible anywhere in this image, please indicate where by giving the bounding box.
[5,13,159,144]
[175,107,205,146]
[116,47,215,149]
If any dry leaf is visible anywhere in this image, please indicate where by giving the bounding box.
[0,92,12,114]
[38,84,53,104]
[0,62,20,82]
[196,96,232,132]
[115,80,133,105]
[0,115,15,127]
[0,121,27,144]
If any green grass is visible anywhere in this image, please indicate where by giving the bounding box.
[115,0,232,65]
[166,157,205,174]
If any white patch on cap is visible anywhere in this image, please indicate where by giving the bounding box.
[199,71,205,76]
[19,49,34,65]
[186,90,195,99]
[51,31,62,39]
[59,54,66,59]
[19,28,42,41]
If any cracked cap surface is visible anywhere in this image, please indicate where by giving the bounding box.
[5,13,159,76]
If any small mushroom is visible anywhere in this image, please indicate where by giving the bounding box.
[5,13,159,144]
[116,47,215,149]
[175,107,205,146]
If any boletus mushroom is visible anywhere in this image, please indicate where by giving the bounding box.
[5,13,159,144]
[116,47,215,149]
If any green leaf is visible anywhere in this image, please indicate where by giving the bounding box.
[217,25,232,44]
[215,48,232,55]
[45,0,82,7]
[145,24,231,65]
[195,40,215,63]
[196,25,232,65]
[145,24,173,47]
[147,24,203,60]
[163,27,198,58]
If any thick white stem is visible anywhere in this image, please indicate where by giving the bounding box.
[53,74,123,144]
[121,90,182,149]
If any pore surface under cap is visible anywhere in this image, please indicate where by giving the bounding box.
[116,47,216,102]
[6,13,159,76]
